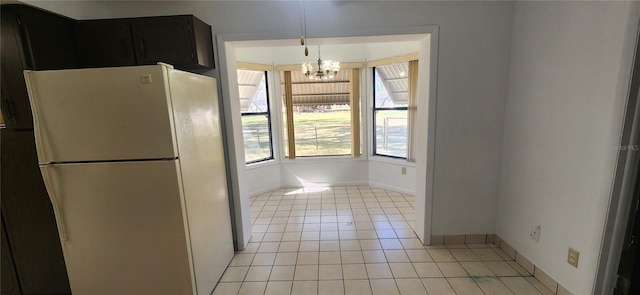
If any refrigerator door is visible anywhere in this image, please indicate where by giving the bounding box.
[24,65,178,164]
[40,160,194,295]
[168,69,234,293]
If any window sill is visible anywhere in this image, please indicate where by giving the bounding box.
[246,158,279,170]
[282,155,368,164]
[369,155,416,167]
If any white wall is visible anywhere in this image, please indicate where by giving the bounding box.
[412,34,436,243]
[280,159,369,187]
[26,0,513,241]
[496,1,640,294]
[369,160,416,194]
[218,45,253,248]
[245,163,281,196]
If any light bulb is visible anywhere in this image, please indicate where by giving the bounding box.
[322,60,332,72]
[332,61,340,70]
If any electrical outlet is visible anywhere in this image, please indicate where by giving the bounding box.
[401,167,407,175]
[530,225,540,242]
[568,247,579,268]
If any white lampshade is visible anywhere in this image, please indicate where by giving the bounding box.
[331,61,340,73]
[321,60,332,72]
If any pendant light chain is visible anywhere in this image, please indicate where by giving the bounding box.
[299,0,339,79]
[301,0,308,56]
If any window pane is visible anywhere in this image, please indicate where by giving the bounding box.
[238,69,272,163]
[241,115,271,163]
[294,108,351,157]
[238,70,268,113]
[375,110,407,158]
[281,69,352,157]
[374,62,409,108]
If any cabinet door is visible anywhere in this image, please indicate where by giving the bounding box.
[0,130,71,295]
[11,5,78,70]
[131,16,198,68]
[1,216,20,295]
[75,19,137,67]
[1,5,79,130]
[192,16,215,69]
[0,15,33,130]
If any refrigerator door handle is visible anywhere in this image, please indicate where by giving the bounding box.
[40,166,68,241]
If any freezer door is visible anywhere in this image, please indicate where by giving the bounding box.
[40,160,194,295]
[24,65,178,163]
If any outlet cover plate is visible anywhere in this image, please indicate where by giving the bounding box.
[530,225,541,242]
[568,247,579,268]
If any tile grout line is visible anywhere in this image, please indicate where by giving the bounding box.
[230,187,551,295]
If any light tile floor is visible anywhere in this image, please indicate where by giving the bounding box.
[213,186,554,295]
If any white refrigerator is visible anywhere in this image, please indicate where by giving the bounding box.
[23,64,234,295]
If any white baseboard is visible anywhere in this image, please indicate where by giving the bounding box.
[279,180,370,188]
[247,184,283,197]
[250,181,416,197]
[368,181,415,195]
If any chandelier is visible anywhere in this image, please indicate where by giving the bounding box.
[301,46,340,80]
[298,1,340,80]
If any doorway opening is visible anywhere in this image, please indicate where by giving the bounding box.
[217,30,439,251]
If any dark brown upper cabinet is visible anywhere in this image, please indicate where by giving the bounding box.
[75,19,137,67]
[75,15,214,70]
[131,15,214,69]
[0,4,78,130]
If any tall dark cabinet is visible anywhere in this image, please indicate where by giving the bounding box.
[1,13,33,130]
[0,4,76,295]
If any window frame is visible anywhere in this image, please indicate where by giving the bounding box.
[372,66,409,160]
[239,70,275,164]
[278,66,362,159]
